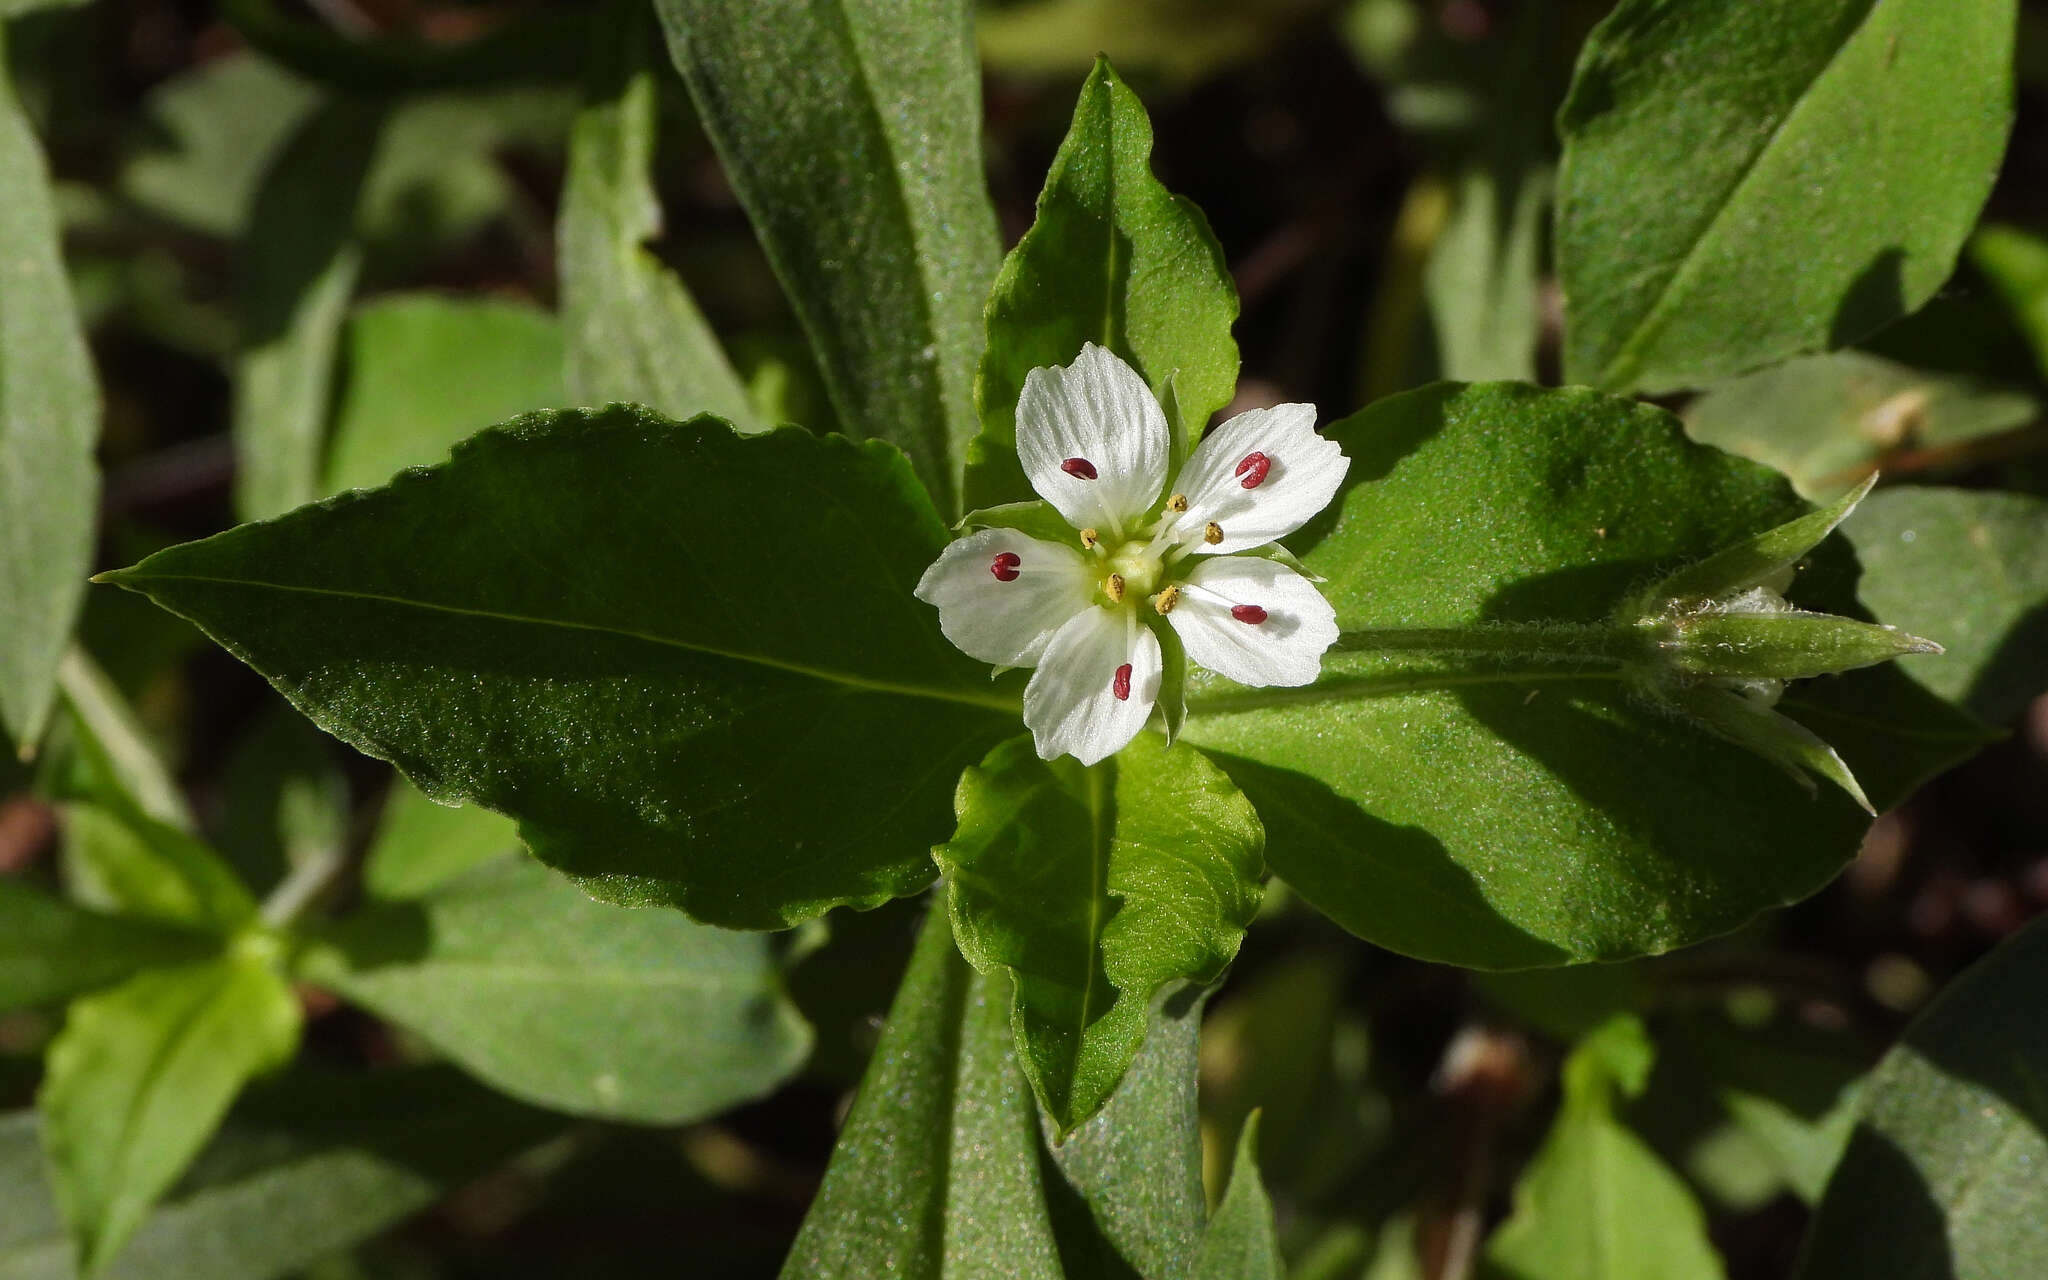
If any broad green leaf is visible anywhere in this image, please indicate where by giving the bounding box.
[40,948,303,1276]
[1,1067,557,1280]
[560,26,756,427]
[301,857,811,1124]
[1847,486,2048,724]
[118,52,318,239]
[1557,0,2017,393]
[362,779,518,902]
[324,294,568,496]
[1796,914,2048,1280]
[654,0,999,514]
[1684,352,2038,500]
[1970,222,2048,379]
[936,734,1262,1134]
[232,97,379,521]
[966,57,1238,509]
[1181,382,1976,969]
[1191,1114,1284,1280]
[103,409,1014,929]
[0,881,212,1013]
[0,40,99,751]
[1481,1016,1724,1280]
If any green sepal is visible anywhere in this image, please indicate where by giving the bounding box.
[1152,618,1188,747]
[957,499,1084,548]
[1674,685,1875,815]
[1639,474,1875,609]
[1654,610,1941,682]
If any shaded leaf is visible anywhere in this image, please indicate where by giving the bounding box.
[654,0,999,513]
[361,779,518,902]
[118,51,318,239]
[1558,0,2017,392]
[0,881,213,1014]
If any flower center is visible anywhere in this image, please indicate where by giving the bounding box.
[1105,540,1165,600]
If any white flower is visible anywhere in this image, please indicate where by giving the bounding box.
[916,343,1348,765]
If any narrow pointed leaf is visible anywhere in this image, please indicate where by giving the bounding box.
[654,0,998,513]
[103,408,1013,929]
[0,41,100,750]
[1646,475,1875,607]
[1192,1113,1285,1280]
[965,58,1238,510]
[1795,914,2048,1280]
[1181,383,1977,968]
[1481,1016,1725,1280]
[1678,688,1873,816]
[936,735,1262,1134]
[560,24,757,426]
[40,950,302,1276]
[1558,0,2017,392]
[300,857,812,1123]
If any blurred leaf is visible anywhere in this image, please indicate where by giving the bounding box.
[0,880,213,1014]
[55,650,191,831]
[1481,1015,1724,1280]
[1424,160,1546,383]
[936,734,1262,1135]
[216,0,588,92]
[0,0,88,15]
[104,409,1013,929]
[1685,353,2037,500]
[40,948,302,1276]
[978,0,1327,86]
[1847,486,2048,724]
[232,97,379,522]
[361,779,518,903]
[215,705,347,896]
[560,27,757,427]
[1476,963,1649,1044]
[354,88,574,263]
[1199,949,1354,1193]
[1796,915,2048,1280]
[118,52,318,239]
[302,857,812,1124]
[58,806,253,937]
[1557,0,2017,393]
[324,294,567,496]
[1183,383,1973,969]
[1672,1015,1865,1206]
[965,57,1237,509]
[655,0,1000,514]
[1970,223,2048,380]
[1191,1114,1284,1280]
[0,1067,556,1280]
[0,40,99,752]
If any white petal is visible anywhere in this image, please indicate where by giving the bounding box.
[1171,403,1347,554]
[1023,606,1160,766]
[914,528,1096,668]
[1015,343,1169,537]
[1169,555,1337,687]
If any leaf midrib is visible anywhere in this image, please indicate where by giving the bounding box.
[114,569,1017,715]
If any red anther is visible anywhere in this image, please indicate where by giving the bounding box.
[1235,452,1271,489]
[1060,457,1099,480]
[989,552,1022,582]
[1112,663,1133,701]
[1231,604,1269,624]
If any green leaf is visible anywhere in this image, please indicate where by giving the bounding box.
[965,57,1238,509]
[1,1067,557,1280]
[1970,222,2048,379]
[1557,0,2017,393]
[232,97,380,521]
[213,705,347,895]
[1481,1015,1725,1280]
[1795,914,2048,1280]
[936,734,1262,1134]
[58,804,255,937]
[103,408,1013,929]
[117,51,318,239]
[1192,1113,1285,1280]
[1846,486,2048,724]
[654,0,999,514]
[0,41,100,751]
[1423,159,1547,384]
[55,649,191,830]
[324,294,568,496]
[40,947,303,1276]
[977,0,1315,85]
[301,857,811,1123]
[560,25,757,427]
[362,778,519,902]
[783,908,1208,1278]
[1181,382,1965,969]
[1666,1014,1865,1207]
[1683,352,2037,500]
[0,881,213,1014]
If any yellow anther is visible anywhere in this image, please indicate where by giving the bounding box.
[1167,493,1189,513]
[1105,572,1126,602]
[1203,521,1223,545]
[1152,585,1180,615]
[1079,528,1099,548]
